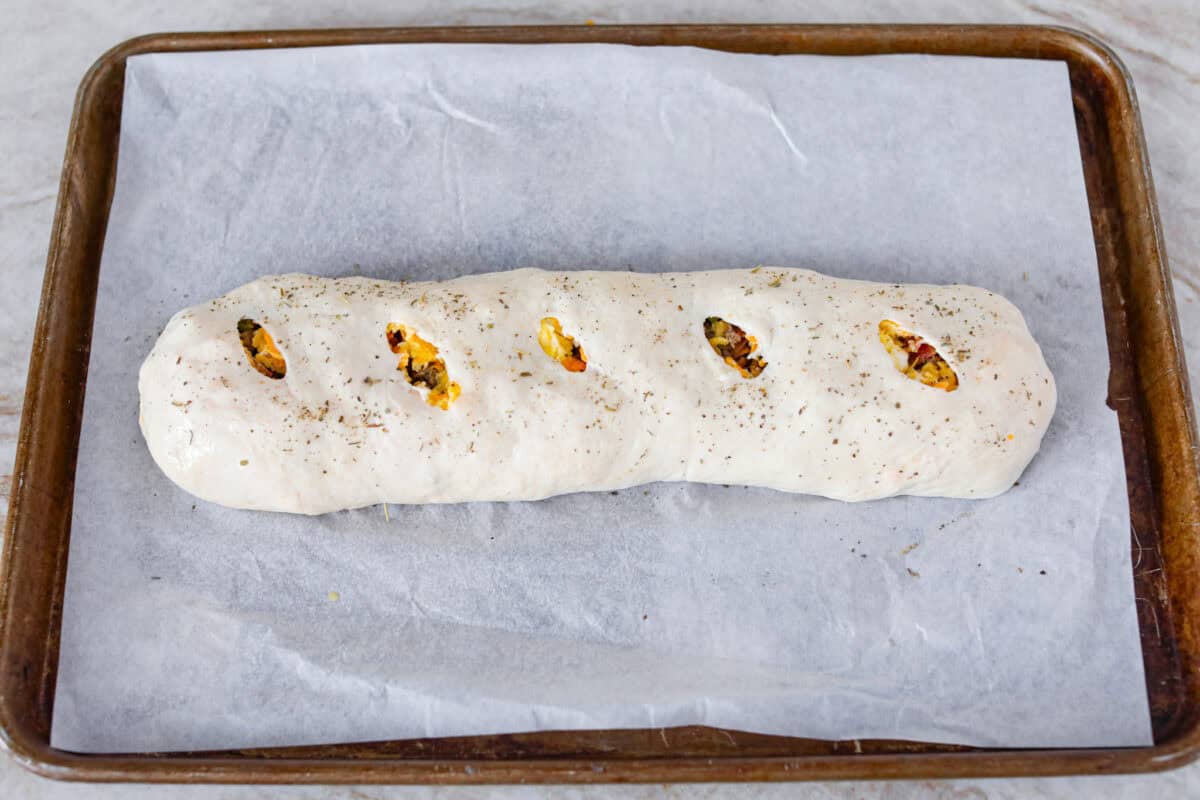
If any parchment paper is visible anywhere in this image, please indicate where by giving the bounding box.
[51,43,1152,752]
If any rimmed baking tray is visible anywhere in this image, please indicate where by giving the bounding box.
[1,24,1197,784]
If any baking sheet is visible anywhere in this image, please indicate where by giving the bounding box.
[50,43,1152,752]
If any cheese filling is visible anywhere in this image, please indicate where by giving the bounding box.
[537,317,587,372]
[236,318,286,379]
[385,323,461,410]
[879,319,958,391]
[704,316,766,379]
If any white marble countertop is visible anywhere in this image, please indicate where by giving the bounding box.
[1,1,1197,797]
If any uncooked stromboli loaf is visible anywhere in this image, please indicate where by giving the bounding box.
[138,268,1056,514]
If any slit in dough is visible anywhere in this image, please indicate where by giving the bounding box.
[236,318,286,379]
[704,316,766,379]
[879,319,958,391]
[537,317,587,372]
[385,323,462,410]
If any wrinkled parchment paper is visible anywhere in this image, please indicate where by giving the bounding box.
[51,44,1152,752]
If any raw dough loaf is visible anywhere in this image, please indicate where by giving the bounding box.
[139,268,1056,514]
